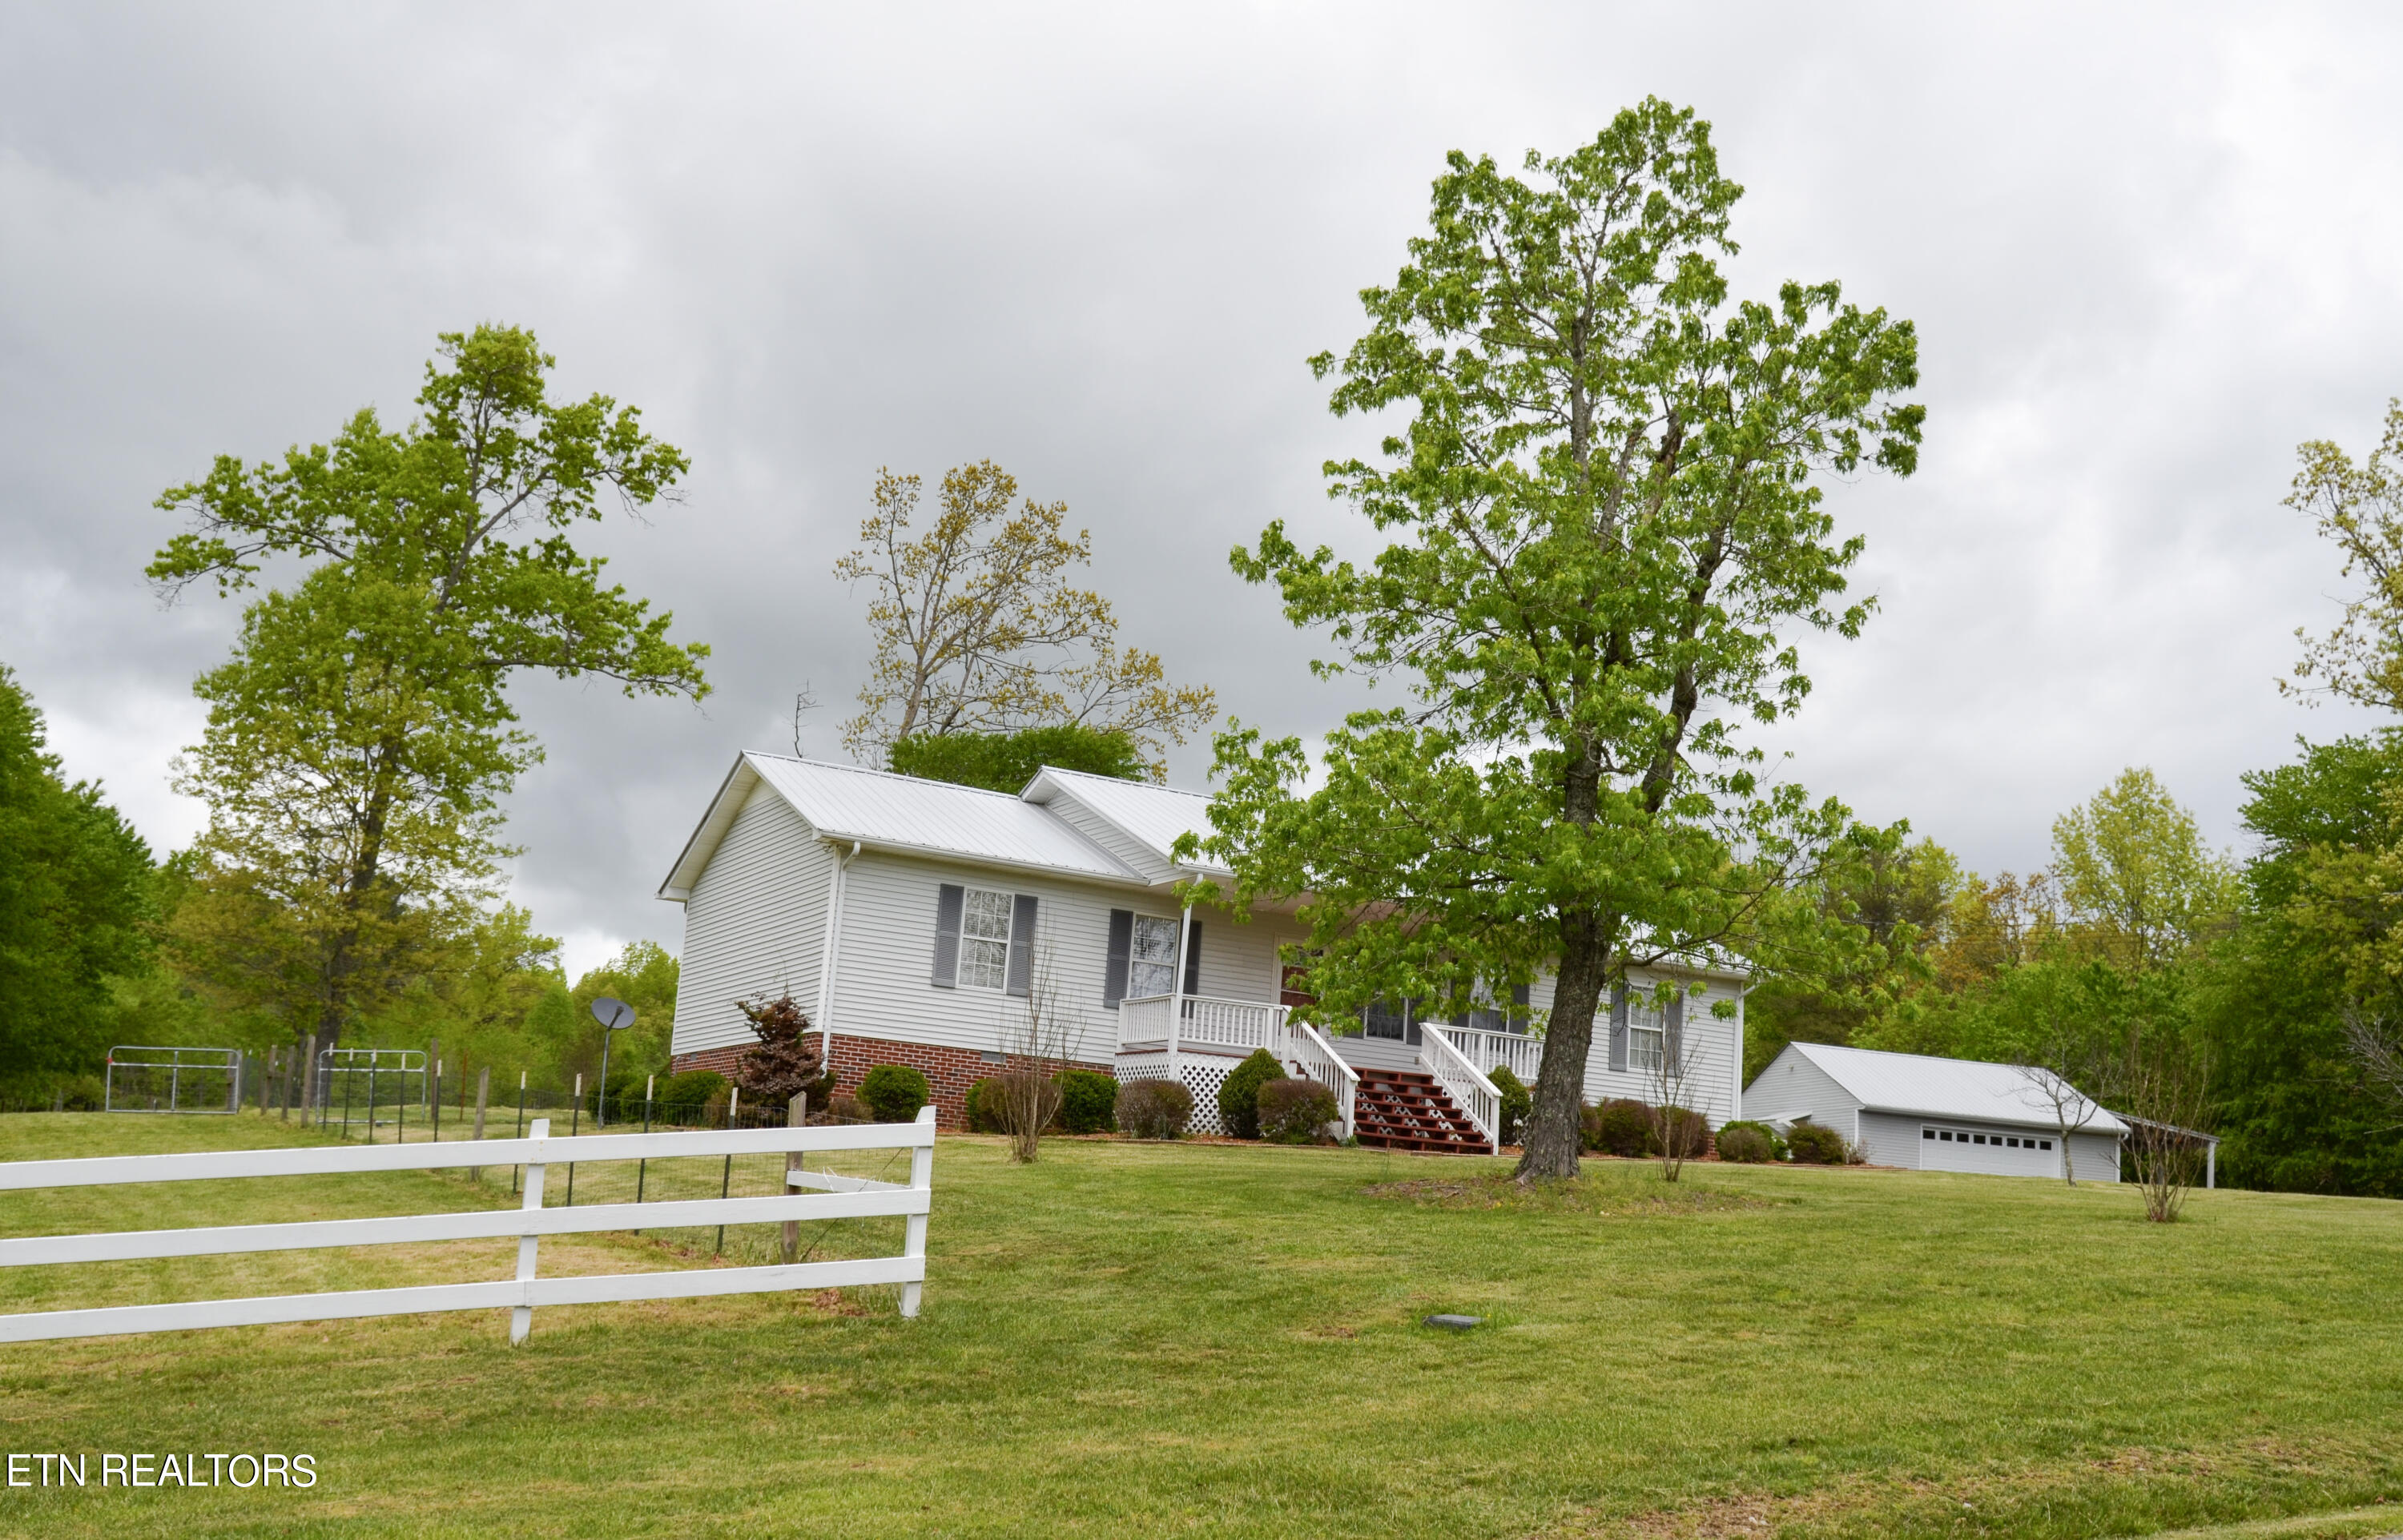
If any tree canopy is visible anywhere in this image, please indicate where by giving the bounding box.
[835,460,1215,773]
[0,665,155,1090]
[1188,100,1923,1176]
[887,723,1147,794]
[151,325,709,1045]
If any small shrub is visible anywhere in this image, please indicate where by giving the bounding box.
[963,1076,1004,1134]
[1785,1119,1847,1165]
[1117,1078,1193,1139]
[1715,1125,1777,1164]
[1488,1065,1532,1147]
[658,1069,727,1114]
[1057,1068,1117,1134]
[1258,1077,1339,1143]
[1656,1104,1712,1160]
[1583,1098,1653,1156]
[826,1092,868,1123]
[1217,1048,1286,1140]
[1716,1119,1786,1162]
[858,1064,931,1123]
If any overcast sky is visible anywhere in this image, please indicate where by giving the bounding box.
[5,2,2400,978]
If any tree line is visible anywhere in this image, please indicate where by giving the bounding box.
[3,99,2397,1200]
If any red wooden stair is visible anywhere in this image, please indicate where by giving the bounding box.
[1350,1068,1490,1155]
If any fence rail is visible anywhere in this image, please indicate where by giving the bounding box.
[0,1108,936,1344]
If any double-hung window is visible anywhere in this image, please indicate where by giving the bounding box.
[958,887,1016,991]
[1128,915,1180,999]
[1628,1002,1667,1076]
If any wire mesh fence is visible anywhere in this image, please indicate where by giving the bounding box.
[246,1073,918,1274]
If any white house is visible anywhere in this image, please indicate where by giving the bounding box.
[1742,1040,2127,1182]
[658,753,1749,1149]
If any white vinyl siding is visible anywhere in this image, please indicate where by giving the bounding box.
[827,851,1156,1067]
[1741,1043,1859,1140]
[1856,1110,1928,1168]
[670,784,831,1057]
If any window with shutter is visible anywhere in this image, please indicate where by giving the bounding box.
[956,887,1015,991]
[930,884,964,988]
[1128,915,1178,999]
[1103,910,1134,1008]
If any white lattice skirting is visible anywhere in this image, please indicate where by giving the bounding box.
[1115,1051,1238,1136]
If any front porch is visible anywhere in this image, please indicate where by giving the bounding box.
[1113,993,1528,1154]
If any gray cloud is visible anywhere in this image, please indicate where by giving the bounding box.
[4,2,2399,975]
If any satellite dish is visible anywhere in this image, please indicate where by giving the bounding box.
[591,996,636,1031]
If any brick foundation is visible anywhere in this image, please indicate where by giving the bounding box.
[672,1032,1113,1131]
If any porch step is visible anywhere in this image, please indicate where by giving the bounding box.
[1350,1068,1490,1156]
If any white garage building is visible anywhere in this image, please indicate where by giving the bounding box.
[1744,1041,2126,1182]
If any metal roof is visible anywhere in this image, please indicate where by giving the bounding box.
[658,754,1146,899]
[1022,766,1229,875]
[1778,1041,2131,1136]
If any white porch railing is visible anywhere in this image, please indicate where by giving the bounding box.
[1282,1020,1359,1140]
[1418,1027,1503,1154]
[0,1110,937,1344]
[1438,1024,1543,1088]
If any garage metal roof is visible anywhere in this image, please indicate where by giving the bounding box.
[1783,1041,2130,1136]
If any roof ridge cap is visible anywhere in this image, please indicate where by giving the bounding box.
[745,752,1030,802]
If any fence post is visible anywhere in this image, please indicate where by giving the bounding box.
[566,1074,582,1206]
[901,1104,936,1318]
[781,1093,807,1265]
[509,1117,550,1346]
[431,1058,441,1144]
[635,1076,654,1216]
[715,1087,739,1255]
[300,1035,317,1126]
[470,1068,490,1184]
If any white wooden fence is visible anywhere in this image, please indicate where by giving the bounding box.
[0,1108,936,1344]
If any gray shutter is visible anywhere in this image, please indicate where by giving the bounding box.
[1103,909,1133,1010]
[1511,983,1532,1034]
[1608,983,1629,1072]
[1403,996,1422,1047]
[1181,918,1202,995]
[1005,894,1038,997]
[1664,991,1684,1074]
[930,884,964,988]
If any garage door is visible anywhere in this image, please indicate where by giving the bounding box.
[1919,1124,2059,1177]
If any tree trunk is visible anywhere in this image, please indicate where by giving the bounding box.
[1518,909,1615,1180]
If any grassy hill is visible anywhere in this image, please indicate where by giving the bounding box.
[2,1112,2400,1539]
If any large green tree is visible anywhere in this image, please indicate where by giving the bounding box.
[1189,102,1922,1177]
[151,326,709,1046]
[0,665,155,1086]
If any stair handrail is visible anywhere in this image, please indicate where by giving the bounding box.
[1417,1023,1503,1155]
[1281,1019,1359,1140]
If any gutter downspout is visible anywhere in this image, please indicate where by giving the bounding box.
[815,841,862,1069]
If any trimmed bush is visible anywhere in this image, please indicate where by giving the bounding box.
[658,1069,727,1114]
[1258,1078,1339,1144]
[1656,1104,1712,1160]
[826,1092,869,1123]
[1117,1078,1193,1140]
[859,1064,931,1123]
[1785,1118,1847,1165]
[1057,1068,1117,1134]
[1217,1048,1286,1140]
[1717,1119,1786,1162]
[1488,1065,1532,1147]
[1714,1124,1775,1164]
[963,1076,1004,1134]
[1583,1098,1653,1156]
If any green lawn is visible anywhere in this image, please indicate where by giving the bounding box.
[2,1112,2401,1539]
